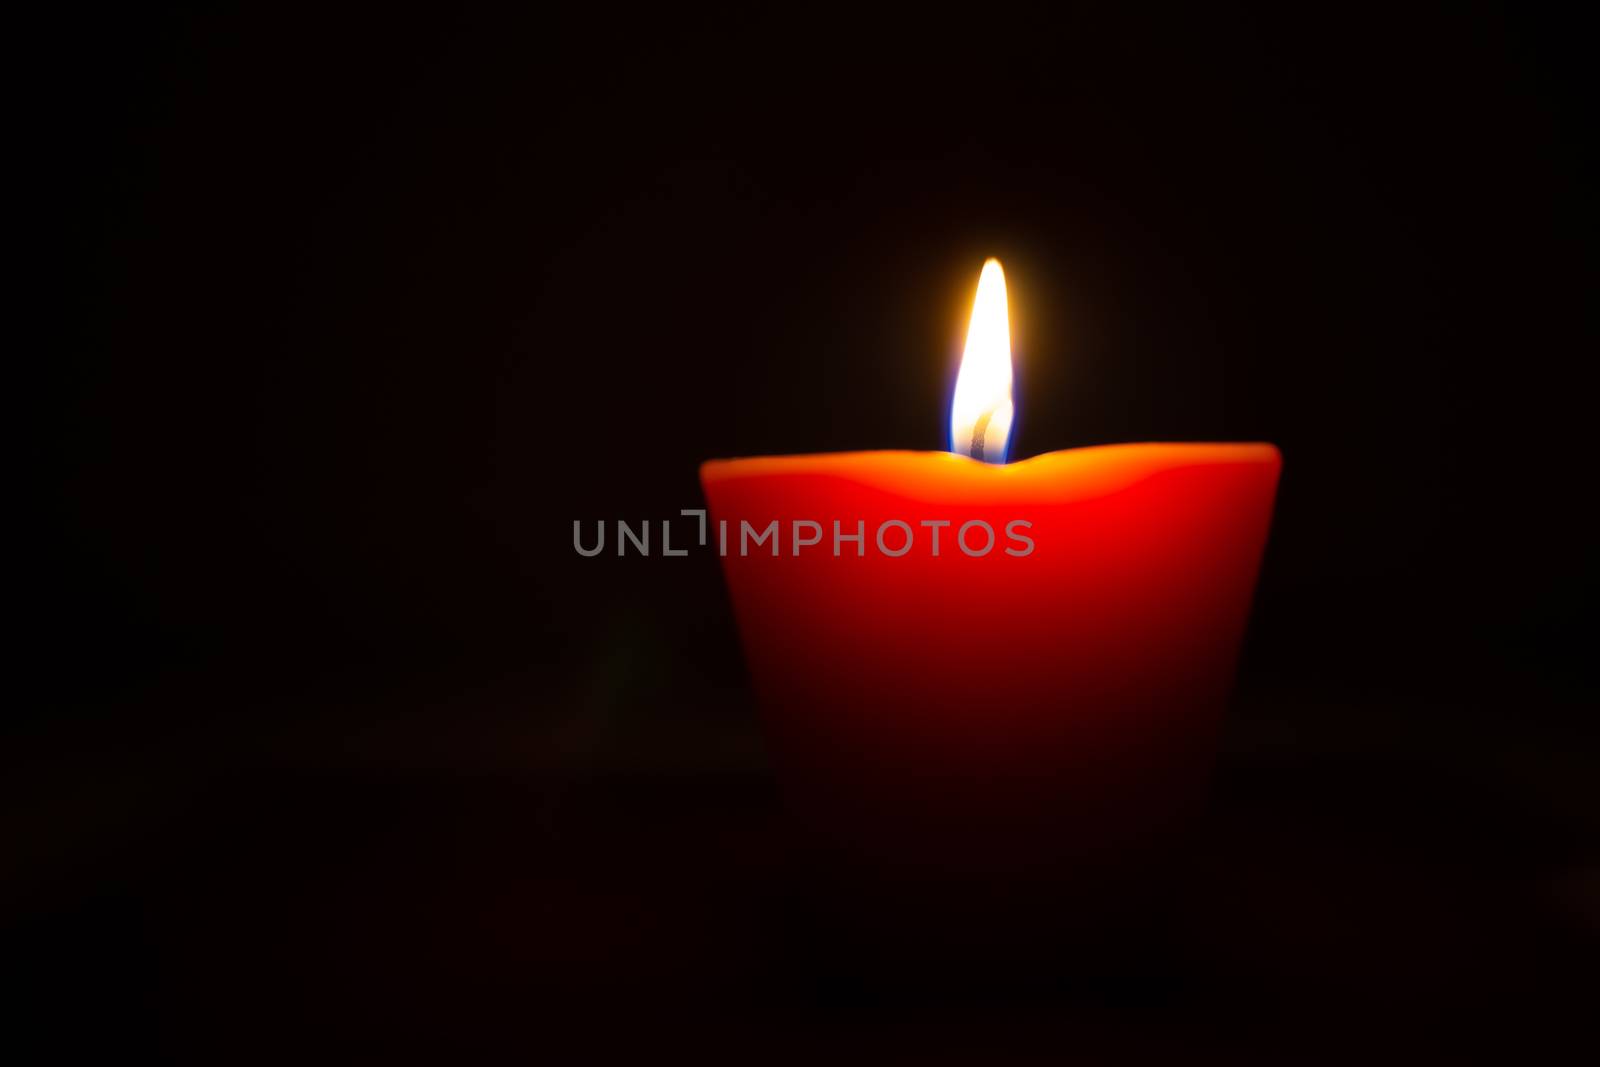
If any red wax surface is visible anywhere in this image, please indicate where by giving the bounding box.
[702,444,1281,949]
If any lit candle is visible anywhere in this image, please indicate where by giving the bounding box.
[701,259,1280,956]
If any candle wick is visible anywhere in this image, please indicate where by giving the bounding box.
[970,411,993,462]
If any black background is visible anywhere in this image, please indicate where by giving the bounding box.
[17,4,1598,1060]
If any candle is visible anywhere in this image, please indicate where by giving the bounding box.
[702,260,1280,957]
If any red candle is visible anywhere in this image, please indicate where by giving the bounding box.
[702,261,1280,956]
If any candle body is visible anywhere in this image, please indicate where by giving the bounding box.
[702,444,1280,954]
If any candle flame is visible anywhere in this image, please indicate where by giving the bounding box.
[950,258,1014,464]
